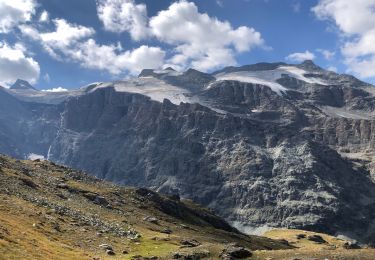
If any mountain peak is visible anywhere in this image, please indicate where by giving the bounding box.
[299,60,322,71]
[164,67,176,71]
[10,79,37,91]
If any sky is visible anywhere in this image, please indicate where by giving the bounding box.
[0,0,375,90]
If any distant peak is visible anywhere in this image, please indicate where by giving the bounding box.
[301,60,315,66]
[299,60,322,71]
[138,69,156,78]
[164,67,176,71]
[10,79,37,91]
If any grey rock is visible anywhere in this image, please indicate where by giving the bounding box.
[99,244,113,250]
[180,239,201,248]
[143,216,159,224]
[106,249,115,255]
[2,61,375,245]
[307,235,327,244]
[10,79,36,91]
[343,242,361,249]
[172,250,210,259]
[220,243,252,259]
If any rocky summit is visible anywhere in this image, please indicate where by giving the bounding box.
[2,61,375,246]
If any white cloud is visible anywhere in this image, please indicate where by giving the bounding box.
[292,2,301,13]
[21,19,164,75]
[95,0,265,71]
[327,66,338,72]
[313,0,375,78]
[96,0,149,40]
[149,1,264,71]
[67,40,165,75]
[0,0,36,33]
[42,87,68,92]
[216,0,224,7]
[285,50,315,62]
[43,73,50,83]
[317,49,335,60]
[0,41,40,87]
[39,19,95,59]
[39,10,49,22]
[20,0,265,76]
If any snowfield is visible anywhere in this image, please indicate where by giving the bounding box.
[212,66,328,95]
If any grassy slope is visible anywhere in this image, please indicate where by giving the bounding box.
[0,155,374,259]
[254,229,375,259]
[0,155,288,259]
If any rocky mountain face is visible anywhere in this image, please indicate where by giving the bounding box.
[10,79,37,90]
[2,61,375,245]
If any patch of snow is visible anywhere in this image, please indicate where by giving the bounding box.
[80,82,103,89]
[27,153,45,161]
[91,78,227,114]
[279,66,328,85]
[114,78,194,104]
[93,78,226,114]
[212,65,328,95]
[321,106,375,120]
[230,221,274,235]
[153,69,183,77]
[213,72,288,95]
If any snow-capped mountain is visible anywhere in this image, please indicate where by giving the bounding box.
[2,61,375,244]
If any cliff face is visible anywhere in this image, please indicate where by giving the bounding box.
[0,88,60,158]
[3,61,375,244]
[44,86,375,244]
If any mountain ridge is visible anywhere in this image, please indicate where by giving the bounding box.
[2,60,375,245]
[10,79,37,91]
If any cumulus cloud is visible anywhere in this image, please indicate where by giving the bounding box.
[21,19,165,75]
[0,0,36,33]
[327,66,338,72]
[317,49,335,60]
[20,19,95,60]
[42,87,68,92]
[313,0,375,78]
[97,0,149,40]
[0,41,40,87]
[96,0,265,71]
[285,50,315,62]
[41,19,95,59]
[149,1,264,71]
[67,40,165,75]
[43,73,50,83]
[39,10,49,22]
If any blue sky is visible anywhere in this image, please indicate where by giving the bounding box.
[0,0,374,90]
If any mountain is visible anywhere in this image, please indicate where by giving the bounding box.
[2,61,375,245]
[10,79,37,91]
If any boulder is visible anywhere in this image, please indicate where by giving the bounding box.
[307,235,327,244]
[220,243,252,259]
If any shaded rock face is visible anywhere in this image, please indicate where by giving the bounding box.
[2,61,375,244]
[44,86,375,244]
[0,88,60,158]
[10,79,36,91]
